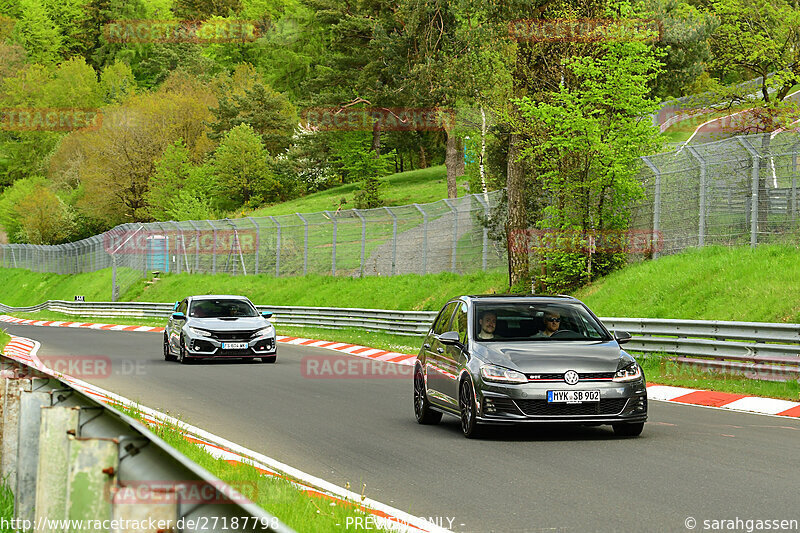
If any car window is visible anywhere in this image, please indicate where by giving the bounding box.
[178,299,188,314]
[432,302,457,335]
[452,302,468,345]
[473,302,611,342]
[189,299,258,318]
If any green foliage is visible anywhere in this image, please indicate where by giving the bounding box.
[0,176,48,241]
[212,123,279,209]
[11,0,62,64]
[99,60,136,104]
[329,133,394,209]
[165,188,216,221]
[145,140,194,220]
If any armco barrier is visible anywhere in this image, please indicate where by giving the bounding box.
[0,349,293,533]
[1,301,799,380]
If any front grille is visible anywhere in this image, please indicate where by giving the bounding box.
[211,331,258,341]
[514,398,628,417]
[525,371,616,382]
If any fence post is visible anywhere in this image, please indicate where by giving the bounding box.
[383,207,397,276]
[687,147,706,247]
[642,157,661,259]
[187,220,200,273]
[269,216,281,277]
[413,204,428,274]
[324,211,336,275]
[353,209,366,277]
[737,137,759,248]
[246,217,260,275]
[473,194,490,271]
[443,198,458,273]
[296,213,308,275]
[208,221,217,274]
[793,178,797,224]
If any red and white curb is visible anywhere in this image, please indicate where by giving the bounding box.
[646,385,800,418]
[0,335,448,533]
[0,314,418,366]
[0,314,164,333]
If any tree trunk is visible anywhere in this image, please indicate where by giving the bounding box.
[506,132,530,289]
[419,145,428,168]
[455,136,466,177]
[445,130,459,198]
[372,121,381,156]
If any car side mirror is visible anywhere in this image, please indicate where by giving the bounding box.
[614,330,632,344]
[172,312,186,320]
[172,301,180,311]
[261,312,273,319]
[437,331,460,345]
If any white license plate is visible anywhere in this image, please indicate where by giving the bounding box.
[547,390,600,403]
[222,342,249,350]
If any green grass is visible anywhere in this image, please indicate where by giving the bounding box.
[0,482,14,533]
[575,245,800,323]
[247,165,449,217]
[0,268,116,305]
[0,331,9,352]
[116,404,393,532]
[639,354,800,401]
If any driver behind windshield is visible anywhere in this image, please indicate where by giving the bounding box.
[477,310,499,340]
[535,309,561,337]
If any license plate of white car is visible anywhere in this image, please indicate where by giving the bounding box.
[547,390,600,403]
[222,342,248,350]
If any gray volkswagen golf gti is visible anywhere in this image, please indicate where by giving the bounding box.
[414,295,647,438]
[164,295,277,363]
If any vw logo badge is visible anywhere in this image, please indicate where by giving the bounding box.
[564,370,579,385]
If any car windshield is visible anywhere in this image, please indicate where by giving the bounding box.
[189,299,258,318]
[474,302,611,342]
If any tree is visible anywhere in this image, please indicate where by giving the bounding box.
[15,184,75,244]
[145,140,193,220]
[99,60,137,104]
[11,0,62,64]
[212,123,278,209]
[515,40,663,291]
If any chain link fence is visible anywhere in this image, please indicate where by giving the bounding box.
[1,192,507,300]
[632,131,800,256]
[2,132,799,300]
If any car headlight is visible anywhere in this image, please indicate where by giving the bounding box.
[188,327,212,337]
[613,362,642,382]
[252,325,275,338]
[480,364,527,384]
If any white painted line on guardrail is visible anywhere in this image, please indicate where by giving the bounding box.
[1,335,449,533]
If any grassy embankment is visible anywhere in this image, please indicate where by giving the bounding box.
[2,245,799,400]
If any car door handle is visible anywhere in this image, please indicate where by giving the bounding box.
[423,343,431,350]
[436,347,444,354]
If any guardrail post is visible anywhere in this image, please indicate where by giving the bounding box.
[246,216,260,275]
[473,194,490,271]
[443,198,458,272]
[2,377,31,490]
[35,405,80,529]
[296,213,308,276]
[383,207,397,276]
[353,209,366,277]
[66,437,118,524]
[413,204,428,274]
[269,216,281,277]
[325,211,337,275]
[16,382,53,523]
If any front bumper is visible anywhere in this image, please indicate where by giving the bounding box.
[185,335,277,359]
[475,379,647,424]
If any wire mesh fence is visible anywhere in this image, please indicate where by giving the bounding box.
[2,132,799,301]
[632,131,800,256]
[0,191,507,300]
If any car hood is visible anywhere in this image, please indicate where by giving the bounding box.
[186,317,268,331]
[477,340,623,373]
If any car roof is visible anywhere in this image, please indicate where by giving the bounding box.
[464,294,579,302]
[189,295,251,301]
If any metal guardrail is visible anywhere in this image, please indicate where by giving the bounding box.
[2,301,799,380]
[0,350,293,532]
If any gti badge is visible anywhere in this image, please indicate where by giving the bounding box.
[564,370,579,385]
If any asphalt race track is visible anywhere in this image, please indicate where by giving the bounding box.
[4,323,799,533]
